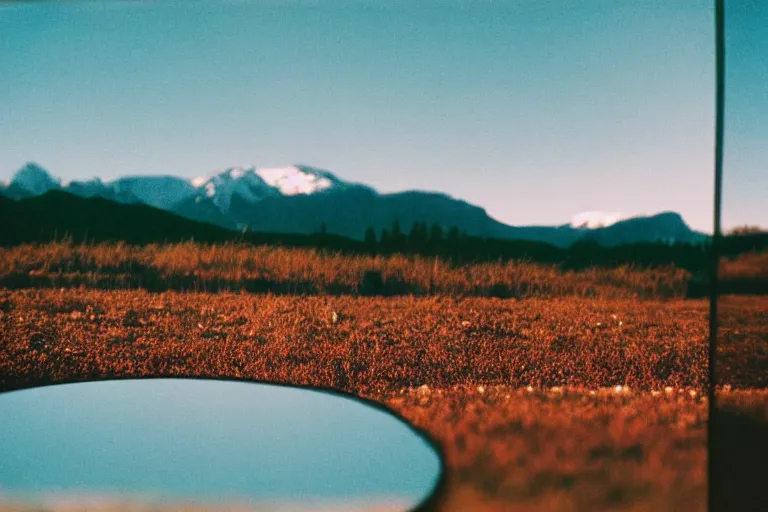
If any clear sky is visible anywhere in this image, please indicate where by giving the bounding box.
[723,0,768,232]
[1,0,756,233]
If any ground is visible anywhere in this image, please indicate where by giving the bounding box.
[1,290,766,511]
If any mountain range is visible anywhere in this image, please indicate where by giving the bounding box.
[0,162,709,247]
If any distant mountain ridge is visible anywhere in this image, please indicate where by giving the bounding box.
[1,162,709,247]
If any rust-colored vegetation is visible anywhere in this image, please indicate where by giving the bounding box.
[0,290,711,393]
[717,295,768,388]
[1,243,766,511]
[720,251,768,280]
[0,241,693,299]
[0,287,719,511]
[718,227,768,294]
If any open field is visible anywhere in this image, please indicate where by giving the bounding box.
[717,295,768,387]
[0,291,711,392]
[0,242,693,299]
[3,242,765,298]
[1,270,766,510]
[717,251,768,295]
[720,251,768,280]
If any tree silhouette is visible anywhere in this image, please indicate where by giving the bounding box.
[380,227,392,254]
[364,227,377,255]
[447,226,460,244]
[392,219,402,238]
[429,223,444,243]
[407,221,429,254]
[390,219,406,253]
[728,225,765,236]
[427,223,444,256]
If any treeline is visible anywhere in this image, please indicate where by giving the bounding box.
[718,230,768,257]
[5,191,767,275]
[314,220,714,275]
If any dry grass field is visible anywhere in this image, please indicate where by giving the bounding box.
[1,243,767,511]
[720,251,768,280]
[0,241,693,298]
[718,251,768,295]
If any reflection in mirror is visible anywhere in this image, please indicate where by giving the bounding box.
[0,379,441,512]
[713,1,768,509]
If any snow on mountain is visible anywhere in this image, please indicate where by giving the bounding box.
[191,176,207,188]
[186,165,359,214]
[3,163,356,215]
[255,166,334,196]
[579,211,704,247]
[193,167,281,214]
[570,211,628,229]
[2,162,705,247]
[10,162,61,195]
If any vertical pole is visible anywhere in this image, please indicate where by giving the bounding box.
[709,0,725,509]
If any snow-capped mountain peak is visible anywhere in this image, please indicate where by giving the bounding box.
[191,176,207,188]
[570,211,628,229]
[194,167,280,214]
[2,162,706,248]
[187,165,351,214]
[229,167,247,180]
[255,165,334,196]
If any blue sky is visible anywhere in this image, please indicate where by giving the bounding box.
[723,0,768,232]
[0,0,759,233]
